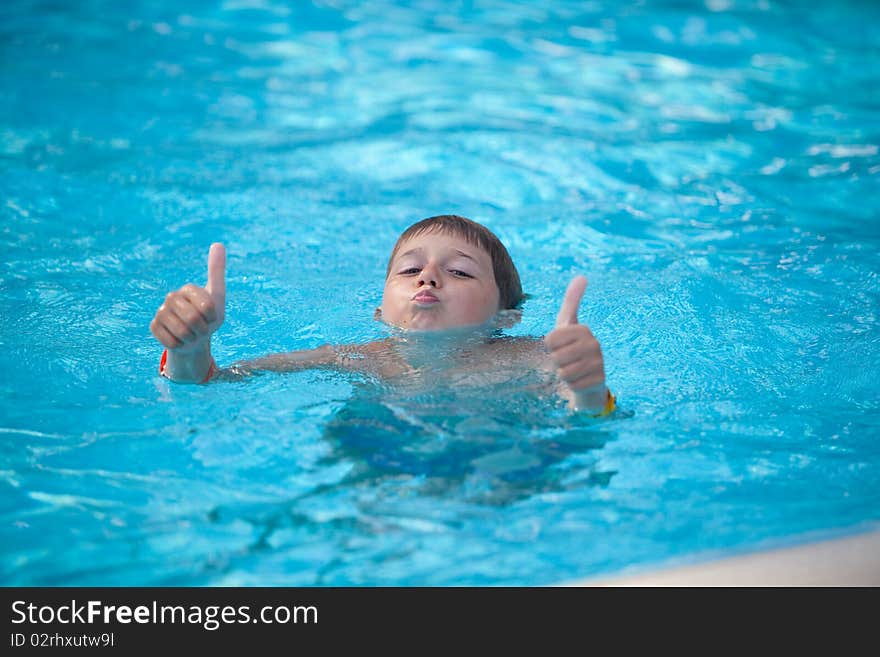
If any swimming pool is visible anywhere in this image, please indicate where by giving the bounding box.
[2,0,878,585]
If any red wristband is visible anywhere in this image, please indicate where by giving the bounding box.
[159,349,217,383]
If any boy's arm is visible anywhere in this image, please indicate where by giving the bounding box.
[554,380,615,416]
[543,276,615,416]
[212,344,365,380]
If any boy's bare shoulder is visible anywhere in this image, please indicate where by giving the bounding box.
[484,335,550,364]
[332,339,410,377]
[333,338,393,361]
[449,336,555,387]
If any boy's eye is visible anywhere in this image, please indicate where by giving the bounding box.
[396,266,473,278]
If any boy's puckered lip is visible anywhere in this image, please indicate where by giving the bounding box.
[412,290,439,303]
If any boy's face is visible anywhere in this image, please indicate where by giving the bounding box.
[380,229,501,331]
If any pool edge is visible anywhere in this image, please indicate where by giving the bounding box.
[563,527,880,586]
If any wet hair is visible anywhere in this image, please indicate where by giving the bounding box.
[385,214,524,310]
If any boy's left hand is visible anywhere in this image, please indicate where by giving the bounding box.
[544,276,608,411]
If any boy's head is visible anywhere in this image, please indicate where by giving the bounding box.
[379,215,523,331]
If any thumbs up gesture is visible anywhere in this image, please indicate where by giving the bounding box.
[149,243,226,381]
[544,276,609,412]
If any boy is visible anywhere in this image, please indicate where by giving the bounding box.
[149,215,614,416]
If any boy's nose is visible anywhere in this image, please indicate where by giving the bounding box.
[418,262,440,287]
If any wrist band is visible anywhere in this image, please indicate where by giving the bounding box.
[159,349,217,384]
[596,389,616,417]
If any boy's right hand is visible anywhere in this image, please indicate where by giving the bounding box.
[149,243,226,354]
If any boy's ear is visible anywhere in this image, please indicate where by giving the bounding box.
[492,308,522,329]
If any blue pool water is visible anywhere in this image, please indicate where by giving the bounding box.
[1,0,879,585]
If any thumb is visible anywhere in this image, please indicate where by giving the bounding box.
[555,275,587,327]
[205,242,226,305]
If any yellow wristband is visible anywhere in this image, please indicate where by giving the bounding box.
[596,389,616,417]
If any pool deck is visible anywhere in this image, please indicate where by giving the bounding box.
[568,527,880,586]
